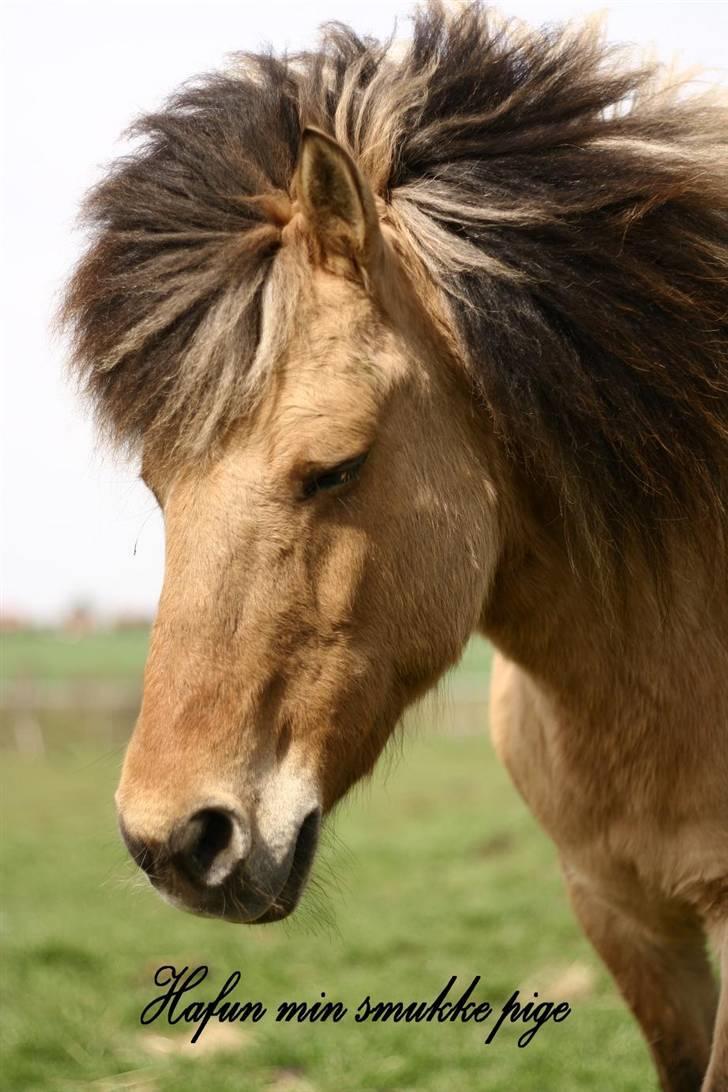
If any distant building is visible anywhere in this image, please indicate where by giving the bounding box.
[0,613,28,633]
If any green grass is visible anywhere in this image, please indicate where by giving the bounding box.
[1,726,655,1091]
[1,628,150,683]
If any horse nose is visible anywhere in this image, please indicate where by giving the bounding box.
[172,807,250,886]
[119,806,250,888]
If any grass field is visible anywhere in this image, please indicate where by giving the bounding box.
[1,627,152,683]
[0,634,654,1091]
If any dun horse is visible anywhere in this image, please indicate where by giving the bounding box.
[62,5,727,1089]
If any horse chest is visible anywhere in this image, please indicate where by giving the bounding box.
[489,650,728,910]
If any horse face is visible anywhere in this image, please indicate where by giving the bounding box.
[116,131,500,922]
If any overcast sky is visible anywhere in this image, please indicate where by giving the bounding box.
[2,0,727,622]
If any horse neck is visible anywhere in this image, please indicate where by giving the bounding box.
[479,485,728,731]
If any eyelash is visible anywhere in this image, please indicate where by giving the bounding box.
[302,452,369,499]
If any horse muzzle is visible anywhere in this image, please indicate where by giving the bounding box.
[117,800,321,923]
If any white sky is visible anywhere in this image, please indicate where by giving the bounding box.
[2,0,727,622]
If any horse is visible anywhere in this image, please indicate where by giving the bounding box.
[61,4,728,1089]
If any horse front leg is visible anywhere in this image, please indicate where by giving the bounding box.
[702,923,728,1091]
[564,868,717,1092]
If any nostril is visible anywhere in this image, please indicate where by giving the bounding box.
[187,809,233,873]
[174,808,246,887]
[297,807,321,855]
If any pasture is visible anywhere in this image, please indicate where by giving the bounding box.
[0,632,653,1090]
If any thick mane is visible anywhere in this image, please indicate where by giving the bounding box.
[61,1,728,565]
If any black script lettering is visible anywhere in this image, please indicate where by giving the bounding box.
[140,965,209,1027]
[485,990,572,1047]
[355,977,490,1026]
[140,965,266,1044]
[277,993,347,1023]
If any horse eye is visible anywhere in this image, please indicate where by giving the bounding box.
[302,452,368,499]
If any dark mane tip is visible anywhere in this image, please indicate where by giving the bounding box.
[60,0,728,568]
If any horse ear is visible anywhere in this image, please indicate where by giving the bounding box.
[295,127,382,268]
